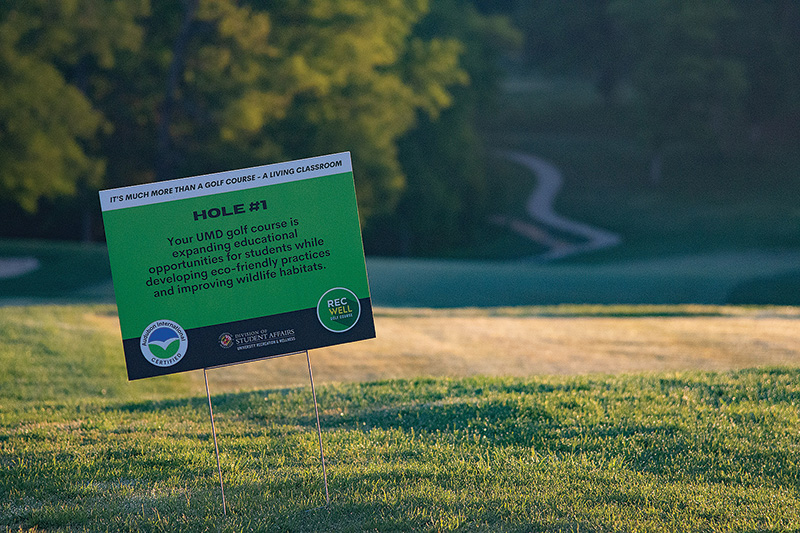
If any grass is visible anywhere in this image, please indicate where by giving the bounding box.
[365,252,800,307]
[2,304,800,531]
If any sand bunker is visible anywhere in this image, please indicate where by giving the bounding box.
[0,257,40,279]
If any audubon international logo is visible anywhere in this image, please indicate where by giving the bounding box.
[140,319,188,367]
[317,287,360,333]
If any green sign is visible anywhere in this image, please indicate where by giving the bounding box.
[100,152,375,380]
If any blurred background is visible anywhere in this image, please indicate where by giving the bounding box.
[1,0,799,307]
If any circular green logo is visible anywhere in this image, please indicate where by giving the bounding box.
[317,287,360,333]
[140,319,188,367]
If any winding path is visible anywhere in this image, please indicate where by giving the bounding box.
[498,150,622,260]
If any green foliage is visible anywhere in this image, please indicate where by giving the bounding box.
[725,1,800,141]
[0,2,104,211]
[513,0,800,156]
[0,0,512,252]
[0,50,102,211]
[520,0,624,101]
[249,0,471,220]
[0,0,149,211]
[372,0,522,255]
[148,0,484,223]
[609,0,749,152]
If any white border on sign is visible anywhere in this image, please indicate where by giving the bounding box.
[99,152,352,212]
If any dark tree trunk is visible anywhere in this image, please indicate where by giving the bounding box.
[156,0,199,182]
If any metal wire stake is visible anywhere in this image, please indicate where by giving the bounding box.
[306,351,330,506]
[204,368,227,516]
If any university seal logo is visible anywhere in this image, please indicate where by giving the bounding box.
[218,332,234,349]
[140,319,188,367]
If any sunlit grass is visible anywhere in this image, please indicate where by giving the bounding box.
[0,305,191,403]
[2,304,800,530]
[3,370,800,531]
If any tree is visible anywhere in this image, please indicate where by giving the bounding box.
[2,0,514,252]
[513,1,800,182]
[726,0,800,148]
[607,0,749,182]
[388,0,521,255]
[519,0,627,102]
[128,0,471,226]
[0,1,145,212]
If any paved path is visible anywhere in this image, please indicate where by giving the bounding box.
[497,151,622,260]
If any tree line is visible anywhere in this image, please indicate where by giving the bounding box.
[3,1,798,253]
[0,0,518,254]
[510,0,800,181]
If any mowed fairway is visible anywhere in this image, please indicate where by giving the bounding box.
[11,304,800,394]
[202,306,800,390]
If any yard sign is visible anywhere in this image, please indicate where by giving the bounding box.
[99,152,375,380]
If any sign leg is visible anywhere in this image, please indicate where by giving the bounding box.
[204,368,227,515]
[306,351,330,507]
